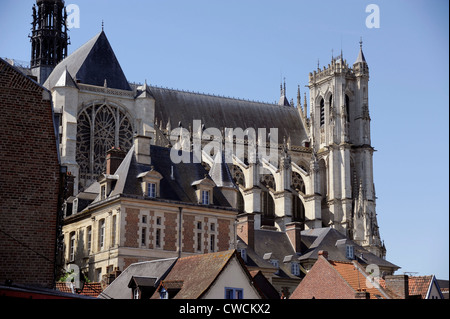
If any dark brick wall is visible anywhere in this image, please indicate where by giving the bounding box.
[0,59,60,288]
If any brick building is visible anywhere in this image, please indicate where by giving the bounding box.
[0,58,61,288]
[62,137,239,282]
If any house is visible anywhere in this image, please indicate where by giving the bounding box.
[236,213,399,298]
[290,250,394,299]
[62,138,238,282]
[0,58,63,289]
[99,257,177,299]
[151,250,265,299]
[406,275,444,299]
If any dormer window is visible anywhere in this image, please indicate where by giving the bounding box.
[201,190,210,205]
[147,183,156,198]
[346,245,354,259]
[101,184,106,200]
[138,167,163,199]
[191,175,216,205]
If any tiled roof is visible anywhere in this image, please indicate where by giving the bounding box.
[408,276,433,299]
[153,250,239,299]
[55,282,103,298]
[329,260,389,299]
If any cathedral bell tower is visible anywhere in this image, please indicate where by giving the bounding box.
[307,41,384,258]
[30,0,69,84]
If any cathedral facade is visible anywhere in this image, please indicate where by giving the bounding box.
[25,0,385,280]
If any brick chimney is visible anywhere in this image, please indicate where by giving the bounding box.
[355,291,370,299]
[237,213,255,250]
[286,222,302,254]
[318,250,328,260]
[106,147,127,175]
[384,275,409,299]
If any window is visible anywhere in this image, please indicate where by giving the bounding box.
[160,287,168,299]
[345,94,350,121]
[238,249,247,262]
[210,234,215,252]
[101,185,106,200]
[147,183,156,198]
[225,288,243,299]
[69,232,76,262]
[141,227,147,246]
[197,232,202,252]
[291,262,300,276]
[76,103,133,189]
[142,215,147,224]
[112,215,117,247]
[346,245,354,259]
[156,217,161,225]
[156,228,161,248]
[201,190,209,205]
[72,198,78,215]
[270,259,280,275]
[133,288,140,300]
[320,98,325,126]
[87,226,92,255]
[99,219,105,251]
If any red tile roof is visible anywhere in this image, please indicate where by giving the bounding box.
[55,282,103,298]
[408,276,433,299]
[329,260,389,299]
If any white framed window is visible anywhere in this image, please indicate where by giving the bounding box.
[291,262,300,276]
[86,226,92,255]
[133,288,140,299]
[99,219,105,251]
[101,185,106,200]
[346,245,354,259]
[112,215,117,246]
[147,183,156,198]
[201,190,209,205]
[69,232,76,262]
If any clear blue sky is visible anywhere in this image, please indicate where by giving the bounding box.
[1,0,448,280]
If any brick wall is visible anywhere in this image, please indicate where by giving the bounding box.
[182,214,195,253]
[0,59,60,288]
[218,219,231,251]
[163,212,177,251]
[124,208,139,247]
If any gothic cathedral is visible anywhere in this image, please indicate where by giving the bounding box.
[28,0,385,258]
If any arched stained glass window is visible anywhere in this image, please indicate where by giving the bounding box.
[76,102,134,189]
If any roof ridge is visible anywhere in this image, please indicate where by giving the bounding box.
[149,84,281,107]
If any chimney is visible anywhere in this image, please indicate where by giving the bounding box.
[134,135,152,165]
[384,275,409,299]
[106,147,127,175]
[237,213,255,250]
[318,250,328,260]
[355,291,370,299]
[286,222,302,254]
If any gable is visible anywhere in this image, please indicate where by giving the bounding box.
[290,257,355,299]
[45,31,131,91]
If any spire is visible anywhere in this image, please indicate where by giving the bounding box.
[355,37,366,63]
[30,0,69,84]
[278,77,290,106]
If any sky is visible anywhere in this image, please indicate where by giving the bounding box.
[0,0,448,280]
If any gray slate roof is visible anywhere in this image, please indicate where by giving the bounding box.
[99,257,177,299]
[44,31,131,91]
[79,144,234,210]
[299,227,399,270]
[150,86,308,146]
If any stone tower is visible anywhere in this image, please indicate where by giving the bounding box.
[30,0,69,84]
[307,41,384,258]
